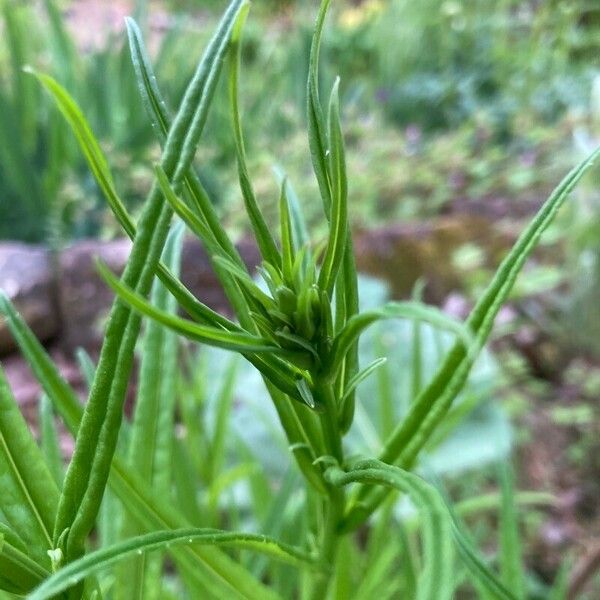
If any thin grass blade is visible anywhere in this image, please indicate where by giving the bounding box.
[116,222,184,600]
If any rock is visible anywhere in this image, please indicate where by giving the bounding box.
[56,236,263,352]
[179,236,262,316]
[57,238,132,352]
[354,215,511,302]
[0,243,59,355]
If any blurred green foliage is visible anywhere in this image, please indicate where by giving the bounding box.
[0,0,598,243]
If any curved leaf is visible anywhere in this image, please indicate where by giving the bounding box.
[325,460,454,600]
[343,145,600,530]
[228,5,281,267]
[0,295,282,599]
[0,533,49,594]
[97,260,279,353]
[29,529,319,600]
[117,222,184,600]
[326,301,471,381]
[54,0,250,563]
[307,0,333,213]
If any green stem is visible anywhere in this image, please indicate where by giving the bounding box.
[309,489,343,600]
[313,378,343,464]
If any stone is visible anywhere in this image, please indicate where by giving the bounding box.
[0,242,58,355]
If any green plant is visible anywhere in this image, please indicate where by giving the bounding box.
[0,0,203,243]
[0,0,598,598]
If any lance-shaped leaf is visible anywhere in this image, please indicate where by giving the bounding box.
[342,146,600,532]
[53,0,249,563]
[444,490,517,600]
[0,295,282,599]
[0,365,59,568]
[97,260,278,354]
[116,223,184,600]
[155,165,254,322]
[318,78,348,297]
[31,70,239,333]
[126,16,245,271]
[38,395,64,488]
[325,460,455,600]
[307,0,333,213]
[0,532,49,595]
[229,5,281,268]
[29,528,320,600]
[340,357,387,404]
[325,301,471,382]
[279,179,296,284]
[26,69,136,239]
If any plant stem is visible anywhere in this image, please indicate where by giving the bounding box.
[309,488,344,600]
[313,378,343,463]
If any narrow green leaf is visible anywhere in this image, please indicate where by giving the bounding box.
[279,180,295,284]
[117,222,185,600]
[273,167,311,255]
[126,16,245,272]
[27,69,136,240]
[212,255,276,311]
[229,5,281,268]
[326,301,471,381]
[318,78,348,296]
[0,533,49,594]
[341,357,387,403]
[32,69,237,333]
[97,260,278,353]
[307,0,333,213]
[499,463,525,598]
[0,293,82,434]
[53,0,249,563]
[0,295,282,599]
[343,146,600,530]
[154,164,255,322]
[210,356,240,479]
[0,365,59,566]
[29,528,319,600]
[452,523,516,600]
[38,395,64,487]
[326,460,454,600]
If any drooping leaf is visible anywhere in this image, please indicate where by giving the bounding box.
[326,460,454,600]
[29,528,319,600]
[32,69,239,333]
[326,301,471,381]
